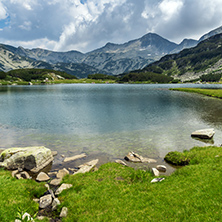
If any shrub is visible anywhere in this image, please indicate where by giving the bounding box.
[164,151,190,166]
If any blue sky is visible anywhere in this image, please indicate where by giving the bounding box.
[0,0,222,52]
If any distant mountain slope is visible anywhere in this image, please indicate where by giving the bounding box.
[139,33,222,81]
[0,44,104,78]
[199,26,222,42]
[1,25,222,77]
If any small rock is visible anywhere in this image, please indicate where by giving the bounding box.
[33,198,39,203]
[50,178,62,186]
[60,207,68,218]
[36,172,50,182]
[115,159,127,166]
[15,212,33,221]
[20,171,30,179]
[74,159,99,175]
[52,198,61,211]
[56,168,69,179]
[124,151,142,163]
[156,165,167,172]
[49,189,55,199]
[39,194,52,209]
[151,178,165,183]
[152,168,160,177]
[48,171,57,176]
[51,151,58,157]
[55,183,73,195]
[36,216,49,221]
[141,158,157,163]
[11,170,19,178]
[124,151,156,163]
[68,167,78,173]
[45,184,50,190]
[61,155,65,158]
[15,174,23,180]
[63,153,86,162]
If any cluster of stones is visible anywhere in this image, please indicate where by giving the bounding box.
[0,146,99,221]
[115,151,167,183]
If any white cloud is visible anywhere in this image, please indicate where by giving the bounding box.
[159,0,183,21]
[19,21,32,30]
[0,37,57,50]
[0,0,222,52]
[0,2,8,20]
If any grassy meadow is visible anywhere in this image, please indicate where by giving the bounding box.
[58,146,222,222]
[0,146,221,221]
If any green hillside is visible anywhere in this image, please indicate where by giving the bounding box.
[127,33,222,82]
[0,69,77,85]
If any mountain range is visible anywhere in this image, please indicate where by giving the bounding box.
[0,26,222,78]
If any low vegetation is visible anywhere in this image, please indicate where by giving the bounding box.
[118,72,173,83]
[0,169,46,221]
[170,88,222,99]
[0,146,222,221]
[56,146,222,221]
[88,73,117,80]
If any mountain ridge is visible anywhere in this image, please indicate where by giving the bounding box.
[0,25,222,77]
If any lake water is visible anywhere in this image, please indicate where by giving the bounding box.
[0,84,222,169]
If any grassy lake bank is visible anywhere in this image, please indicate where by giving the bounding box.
[170,88,222,99]
[0,145,222,221]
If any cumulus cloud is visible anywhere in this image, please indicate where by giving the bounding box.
[0,1,8,20]
[0,0,222,52]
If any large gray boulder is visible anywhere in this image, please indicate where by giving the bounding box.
[0,146,53,173]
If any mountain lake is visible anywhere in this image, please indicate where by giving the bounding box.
[0,83,222,171]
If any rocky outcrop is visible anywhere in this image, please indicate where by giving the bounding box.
[191,128,215,139]
[0,146,53,173]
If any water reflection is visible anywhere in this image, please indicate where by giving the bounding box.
[0,84,222,160]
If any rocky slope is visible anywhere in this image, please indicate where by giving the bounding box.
[139,33,222,82]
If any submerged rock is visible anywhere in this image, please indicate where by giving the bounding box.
[191,128,215,139]
[63,153,86,162]
[115,159,127,166]
[0,146,53,173]
[74,159,99,175]
[156,165,167,172]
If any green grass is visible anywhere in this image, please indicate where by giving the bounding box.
[170,88,222,99]
[1,146,221,221]
[0,169,46,222]
[58,146,222,222]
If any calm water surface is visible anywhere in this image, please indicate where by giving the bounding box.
[0,83,222,167]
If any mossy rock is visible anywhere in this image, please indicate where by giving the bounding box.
[164,151,190,166]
